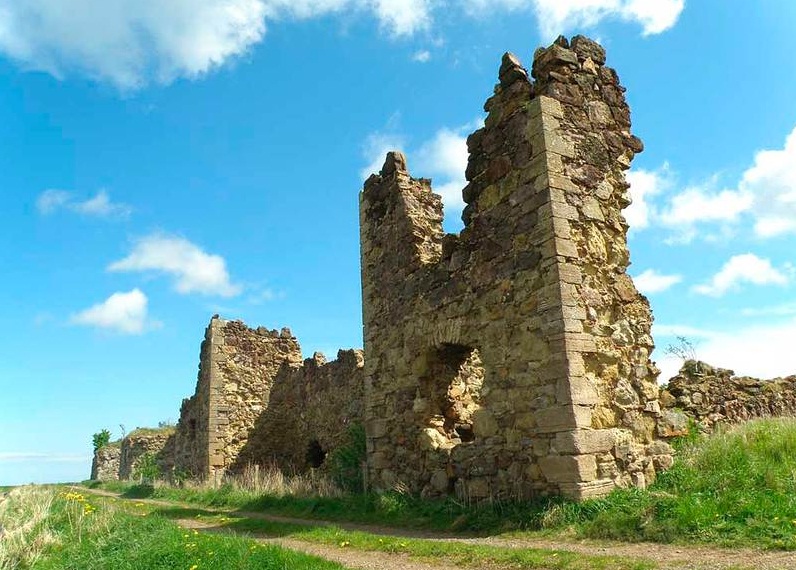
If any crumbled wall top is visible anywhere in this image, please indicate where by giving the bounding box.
[360,34,667,500]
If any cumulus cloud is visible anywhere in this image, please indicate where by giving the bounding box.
[633,269,682,294]
[412,49,431,63]
[361,118,483,226]
[693,253,789,297]
[741,302,796,318]
[625,164,670,231]
[0,0,684,89]
[360,131,407,181]
[465,0,684,39]
[0,0,268,89]
[414,125,473,211]
[654,319,796,382]
[0,452,91,463]
[659,185,753,229]
[742,126,796,237]
[71,288,153,334]
[36,189,132,218]
[109,233,242,297]
[644,125,796,241]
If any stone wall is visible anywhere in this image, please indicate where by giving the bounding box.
[360,35,670,501]
[171,317,303,480]
[91,431,174,482]
[118,430,175,480]
[233,349,365,472]
[662,361,796,431]
[90,443,121,481]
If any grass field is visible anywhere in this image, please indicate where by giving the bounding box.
[0,486,345,569]
[151,504,655,570]
[91,418,796,550]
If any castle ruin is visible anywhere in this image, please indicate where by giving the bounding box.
[91,35,796,501]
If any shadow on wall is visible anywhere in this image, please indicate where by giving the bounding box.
[229,349,365,476]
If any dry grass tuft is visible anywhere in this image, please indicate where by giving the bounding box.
[0,486,59,569]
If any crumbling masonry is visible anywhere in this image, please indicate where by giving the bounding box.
[360,35,667,500]
[91,35,796,500]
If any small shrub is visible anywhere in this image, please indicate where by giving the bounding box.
[133,453,161,484]
[327,424,366,493]
[92,429,111,452]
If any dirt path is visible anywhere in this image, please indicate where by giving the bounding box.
[82,487,796,570]
[177,517,463,570]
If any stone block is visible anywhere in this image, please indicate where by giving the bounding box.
[558,478,615,500]
[556,375,598,406]
[555,429,617,455]
[535,404,592,432]
[539,454,597,483]
[657,410,689,438]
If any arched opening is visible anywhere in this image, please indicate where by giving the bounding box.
[419,344,484,445]
[305,439,326,468]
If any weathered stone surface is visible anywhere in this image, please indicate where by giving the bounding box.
[90,444,120,481]
[360,35,670,501]
[94,316,367,483]
[118,430,175,480]
[539,455,597,483]
[92,35,697,501]
[233,349,364,473]
[663,360,796,431]
[555,429,616,455]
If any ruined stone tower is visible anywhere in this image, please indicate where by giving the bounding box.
[360,36,670,500]
[173,317,303,479]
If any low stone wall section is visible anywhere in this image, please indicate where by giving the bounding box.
[662,361,796,431]
[233,349,365,472]
[118,431,175,480]
[90,444,121,481]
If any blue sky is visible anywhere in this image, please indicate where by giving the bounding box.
[2,0,796,486]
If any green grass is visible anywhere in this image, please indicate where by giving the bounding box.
[91,418,796,550]
[151,505,654,570]
[0,487,346,570]
[547,418,796,549]
[127,426,176,438]
[98,478,557,533]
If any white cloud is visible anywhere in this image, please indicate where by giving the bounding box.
[36,189,132,218]
[742,126,796,237]
[647,125,796,241]
[741,302,796,318]
[654,319,796,382]
[0,0,267,89]
[633,269,682,294]
[361,118,483,226]
[693,253,789,297]
[415,126,471,211]
[412,49,431,63]
[360,131,406,181]
[659,185,753,229]
[36,189,71,214]
[71,288,153,334]
[371,0,433,36]
[0,0,684,89]
[465,0,684,39]
[109,234,242,297]
[0,452,91,463]
[625,164,670,231]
